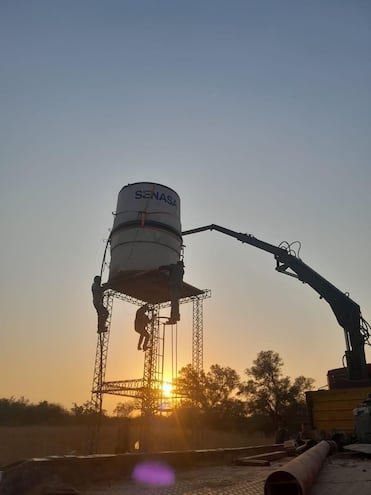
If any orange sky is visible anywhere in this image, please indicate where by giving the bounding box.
[1,1,371,414]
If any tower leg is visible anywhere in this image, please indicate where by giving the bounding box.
[192,295,204,375]
[88,292,113,453]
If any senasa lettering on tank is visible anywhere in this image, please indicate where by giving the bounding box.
[135,190,177,206]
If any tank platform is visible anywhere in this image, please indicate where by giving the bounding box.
[106,269,204,304]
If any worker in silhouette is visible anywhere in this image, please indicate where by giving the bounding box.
[135,303,152,351]
[92,275,109,333]
[159,260,184,324]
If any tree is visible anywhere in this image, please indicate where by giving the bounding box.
[206,364,241,408]
[0,397,30,425]
[175,364,207,409]
[113,400,139,418]
[33,400,69,424]
[176,364,241,409]
[0,397,69,425]
[175,364,245,428]
[70,401,96,417]
[239,350,314,429]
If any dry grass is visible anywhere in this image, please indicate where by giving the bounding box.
[0,425,274,467]
[0,426,89,466]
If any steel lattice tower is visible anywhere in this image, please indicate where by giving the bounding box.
[90,292,114,412]
[192,290,211,375]
[88,291,114,453]
[89,289,210,453]
[141,304,162,415]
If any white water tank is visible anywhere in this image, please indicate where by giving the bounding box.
[108,182,182,282]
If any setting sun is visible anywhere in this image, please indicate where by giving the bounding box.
[162,382,173,397]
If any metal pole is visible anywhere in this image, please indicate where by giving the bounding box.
[264,441,334,495]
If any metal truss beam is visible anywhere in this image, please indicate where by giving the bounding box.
[101,379,144,399]
[108,288,207,308]
[90,292,114,414]
[192,290,211,375]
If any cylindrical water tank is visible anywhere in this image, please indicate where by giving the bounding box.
[108,182,182,282]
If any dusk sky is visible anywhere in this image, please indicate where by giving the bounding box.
[1,1,371,413]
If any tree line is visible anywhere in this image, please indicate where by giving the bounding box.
[1,351,314,434]
[172,350,314,434]
[0,397,97,426]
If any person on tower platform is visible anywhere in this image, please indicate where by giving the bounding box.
[135,303,152,351]
[159,260,184,324]
[92,275,109,333]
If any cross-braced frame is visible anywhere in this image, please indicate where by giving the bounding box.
[89,289,210,452]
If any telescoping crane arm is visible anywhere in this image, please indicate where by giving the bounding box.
[182,224,371,382]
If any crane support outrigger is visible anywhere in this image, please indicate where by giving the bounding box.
[182,224,371,383]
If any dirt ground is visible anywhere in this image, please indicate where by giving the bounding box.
[80,454,371,495]
[80,461,281,495]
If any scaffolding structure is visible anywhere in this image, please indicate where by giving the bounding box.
[89,288,210,452]
[192,296,204,375]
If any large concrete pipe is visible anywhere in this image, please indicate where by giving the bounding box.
[264,440,333,495]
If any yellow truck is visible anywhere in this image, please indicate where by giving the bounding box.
[306,386,371,433]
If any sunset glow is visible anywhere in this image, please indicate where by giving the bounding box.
[162,382,173,397]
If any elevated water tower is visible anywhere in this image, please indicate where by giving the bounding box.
[89,182,210,452]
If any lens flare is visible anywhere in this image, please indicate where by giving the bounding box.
[132,461,175,486]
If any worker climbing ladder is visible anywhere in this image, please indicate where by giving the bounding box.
[90,291,114,413]
[88,289,210,453]
[88,290,113,453]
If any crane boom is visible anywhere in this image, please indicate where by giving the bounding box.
[182,224,370,382]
